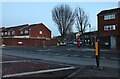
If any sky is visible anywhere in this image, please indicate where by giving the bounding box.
[1,1,119,36]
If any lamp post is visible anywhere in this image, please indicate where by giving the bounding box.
[89,24,91,32]
[89,24,91,46]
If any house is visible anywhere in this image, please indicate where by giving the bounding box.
[2,23,51,39]
[97,8,120,49]
[79,31,98,47]
[1,23,57,46]
[2,24,29,38]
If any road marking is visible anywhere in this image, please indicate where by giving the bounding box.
[37,49,51,52]
[100,57,106,59]
[3,66,75,78]
[110,58,118,60]
[83,56,91,58]
[0,60,31,64]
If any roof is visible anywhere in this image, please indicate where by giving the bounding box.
[97,8,120,16]
[2,23,51,32]
[29,23,51,32]
[5,24,29,31]
[83,31,98,35]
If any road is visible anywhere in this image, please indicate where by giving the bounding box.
[2,55,77,78]
[2,46,119,69]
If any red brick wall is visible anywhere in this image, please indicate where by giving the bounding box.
[0,38,2,46]
[116,36,120,49]
[99,36,110,49]
[98,15,119,37]
[30,24,51,38]
[117,13,120,36]
[97,9,120,49]
[3,38,57,47]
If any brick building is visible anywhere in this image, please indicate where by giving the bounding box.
[79,31,98,47]
[97,8,120,49]
[1,23,57,46]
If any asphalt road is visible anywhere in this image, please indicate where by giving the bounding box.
[2,46,119,68]
[2,45,119,59]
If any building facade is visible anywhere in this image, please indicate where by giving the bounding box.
[80,31,98,47]
[2,23,51,39]
[97,8,120,49]
[1,23,57,46]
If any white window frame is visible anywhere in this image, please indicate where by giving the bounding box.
[24,30,28,34]
[8,31,10,35]
[12,31,15,35]
[104,25,116,31]
[104,14,115,20]
[20,31,24,34]
[2,32,4,36]
[5,32,7,35]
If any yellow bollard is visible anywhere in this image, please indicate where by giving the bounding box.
[95,41,99,68]
[95,42,99,56]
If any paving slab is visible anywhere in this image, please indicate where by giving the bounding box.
[68,66,119,78]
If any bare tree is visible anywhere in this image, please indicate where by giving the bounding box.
[75,7,90,35]
[75,7,90,45]
[52,4,75,40]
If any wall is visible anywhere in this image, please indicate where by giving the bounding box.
[30,24,51,38]
[3,38,57,47]
[98,9,120,49]
[116,36,120,49]
[98,15,119,37]
[99,36,110,49]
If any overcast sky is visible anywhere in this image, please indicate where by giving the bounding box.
[1,2,119,36]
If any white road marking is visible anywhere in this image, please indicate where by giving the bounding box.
[37,49,51,52]
[3,66,75,78]
[0,60,31,64]
[83,56,91,58]
[110,58,118,60]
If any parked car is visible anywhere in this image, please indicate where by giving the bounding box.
[73,41,77,45]
[59,41,67,46]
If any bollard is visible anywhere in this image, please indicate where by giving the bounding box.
[95,41,99,68]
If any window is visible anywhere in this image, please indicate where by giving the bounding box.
[104,14,115,20]
[20,31,23,34]
[39,31,42,34]
[5,32,7,35]
[24,30,28,34]
[8,32,10,35]
[12,31,15,35]
[104,25,116,31]
[2,32,4,36]
[0,32,2,36]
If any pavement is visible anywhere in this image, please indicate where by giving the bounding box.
[65,66,119,79]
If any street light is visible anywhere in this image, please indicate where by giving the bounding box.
[89,24,91,32]
[88,24,91,46]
